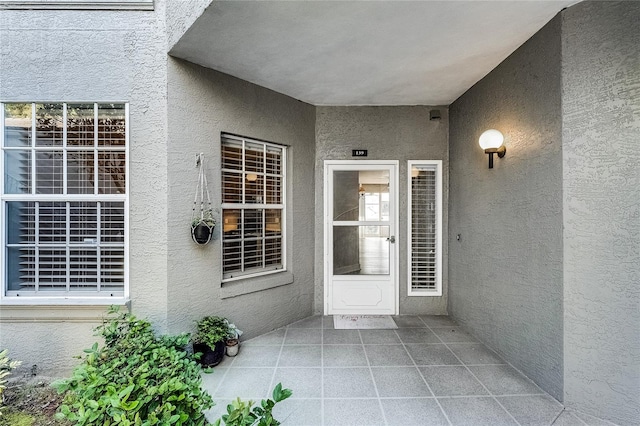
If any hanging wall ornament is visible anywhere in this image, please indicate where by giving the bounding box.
[191,153,215,245]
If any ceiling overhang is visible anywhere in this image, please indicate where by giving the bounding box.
[170,1,578,106]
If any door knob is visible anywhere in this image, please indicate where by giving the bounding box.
[386,236,396,243]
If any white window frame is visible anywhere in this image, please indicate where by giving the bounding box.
[407,160,442,296]
[221,134,287,283]
[0,102,129,305]
[0,0,153,10]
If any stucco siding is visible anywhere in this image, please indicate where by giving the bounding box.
[314,106,449,315]
[165,58,316,339]
[0,4,169,374]
[166,0,212,50]
[562,1,640,424]
[448,15,564,401]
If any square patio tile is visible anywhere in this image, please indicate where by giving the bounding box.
[360,329,401,344]
[420,366,489,396]
[572,410,617,425]
[322,316,335,329]
[273,398,322,426]
[213,367,274,399]
[396,328,440,344]
[228,345,281,367]
[284,328,322,345]
[551,411,585,425]
[431,327,478,343]
[438,396,517,425]
[364,344,413,366]
[496,394,563,426]
[420,315,459,327]
[323,367,377,398]
[371,366,432,397]
[469,365,544,395]
[392,315,426,328]
[447,343,505,365]
[288,316,322,329]
[381,398,448,426]
[272,367,322,398]
[278,345,322,367]
[323,344,368,367]
[323,329,361,344]
[242,328,286,346]
[200,366,229,392]
[406,343,461,366]
[323,399,384,426]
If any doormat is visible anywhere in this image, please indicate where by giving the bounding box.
[333,315,398,330]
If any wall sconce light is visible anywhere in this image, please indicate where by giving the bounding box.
[358,184,365,198]
[246,173,258,182]
[479,129,506,169]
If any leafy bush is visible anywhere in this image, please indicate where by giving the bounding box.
[0,349,22,416]
[214,383,292,426]
[53,307,213,425]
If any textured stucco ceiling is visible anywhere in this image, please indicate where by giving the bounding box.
[170,1,578,106]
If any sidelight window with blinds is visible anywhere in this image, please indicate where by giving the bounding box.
[408,160,442,296]
[1,102,127,299]
[221,134,286,281]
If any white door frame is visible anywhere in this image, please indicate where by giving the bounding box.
[323,160,399,315]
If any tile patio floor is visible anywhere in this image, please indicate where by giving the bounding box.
[202,315,607,426]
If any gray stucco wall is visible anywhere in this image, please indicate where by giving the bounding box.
[562,2,640,424]
[315,106,449,315]
[448,15,564,401]
[0,5,169,375]
[166,58,316,339]
[166,0,211,50]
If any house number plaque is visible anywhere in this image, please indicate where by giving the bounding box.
[352,149,368,157]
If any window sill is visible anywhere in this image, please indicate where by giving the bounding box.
[0,297,129,307]
[0,1,154,10]
[221,271,293,300]
[0,300,129,322]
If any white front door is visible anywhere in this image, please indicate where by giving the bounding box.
[324,161,398,315]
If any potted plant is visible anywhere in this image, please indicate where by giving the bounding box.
[191,153,215,245]
[225,320,243,357]
[191,208,215,245]
[193,316,229,367]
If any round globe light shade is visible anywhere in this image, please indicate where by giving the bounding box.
[479,129,504,150]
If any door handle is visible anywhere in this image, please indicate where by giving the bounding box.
[386,236,396,243]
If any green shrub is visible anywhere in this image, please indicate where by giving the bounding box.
[214,383,292,426]
[53,306,213,425]
[0,349,22,416]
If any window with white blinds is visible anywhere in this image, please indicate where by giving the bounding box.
[1,102,127,298]
[407,160,442,296]
[221,134,285,281]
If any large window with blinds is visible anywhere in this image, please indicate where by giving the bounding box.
[1,102,127,299]
[221,134,285,281]
[407,160,442,296]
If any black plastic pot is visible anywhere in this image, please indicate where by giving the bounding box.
[193,341,226,367]
[191,223,213,245]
